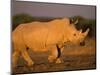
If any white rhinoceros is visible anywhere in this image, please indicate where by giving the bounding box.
[12,18,89,67]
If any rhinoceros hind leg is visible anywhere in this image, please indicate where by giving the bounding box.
[48,56,55,63]
[12,50,20,68]
[48,45,58,63]
[21,49,34,67]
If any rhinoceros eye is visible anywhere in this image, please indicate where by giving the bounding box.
[74,33,76,36]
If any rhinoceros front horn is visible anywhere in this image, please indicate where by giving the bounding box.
[84,28,90,36]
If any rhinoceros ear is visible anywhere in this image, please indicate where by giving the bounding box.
[70,18,78,25]
[70,18,74,24]
[73,19,78,25]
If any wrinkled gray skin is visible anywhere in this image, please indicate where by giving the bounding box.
[12,18,89,68]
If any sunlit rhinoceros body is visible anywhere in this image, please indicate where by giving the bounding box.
[12,18,89,67]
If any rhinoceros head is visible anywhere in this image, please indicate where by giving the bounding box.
[63,18,90,46]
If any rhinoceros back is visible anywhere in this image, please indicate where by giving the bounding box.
[12,18,68,52]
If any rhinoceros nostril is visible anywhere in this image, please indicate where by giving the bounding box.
[80,41,85,46]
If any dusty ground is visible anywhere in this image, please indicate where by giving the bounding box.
[12,38,96,74]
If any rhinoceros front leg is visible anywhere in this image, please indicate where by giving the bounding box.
[55,45,64,63]
[48,45,62,63]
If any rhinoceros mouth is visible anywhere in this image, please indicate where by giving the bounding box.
[80,41,85,46]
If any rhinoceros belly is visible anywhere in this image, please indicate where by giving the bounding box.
[23,26,49,52]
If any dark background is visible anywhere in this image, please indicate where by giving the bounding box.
[12,1,96,37]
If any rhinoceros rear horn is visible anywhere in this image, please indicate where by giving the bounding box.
[84,28,90,36]
[79,29,82,33]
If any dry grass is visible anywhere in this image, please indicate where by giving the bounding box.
[12,38,96,74]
